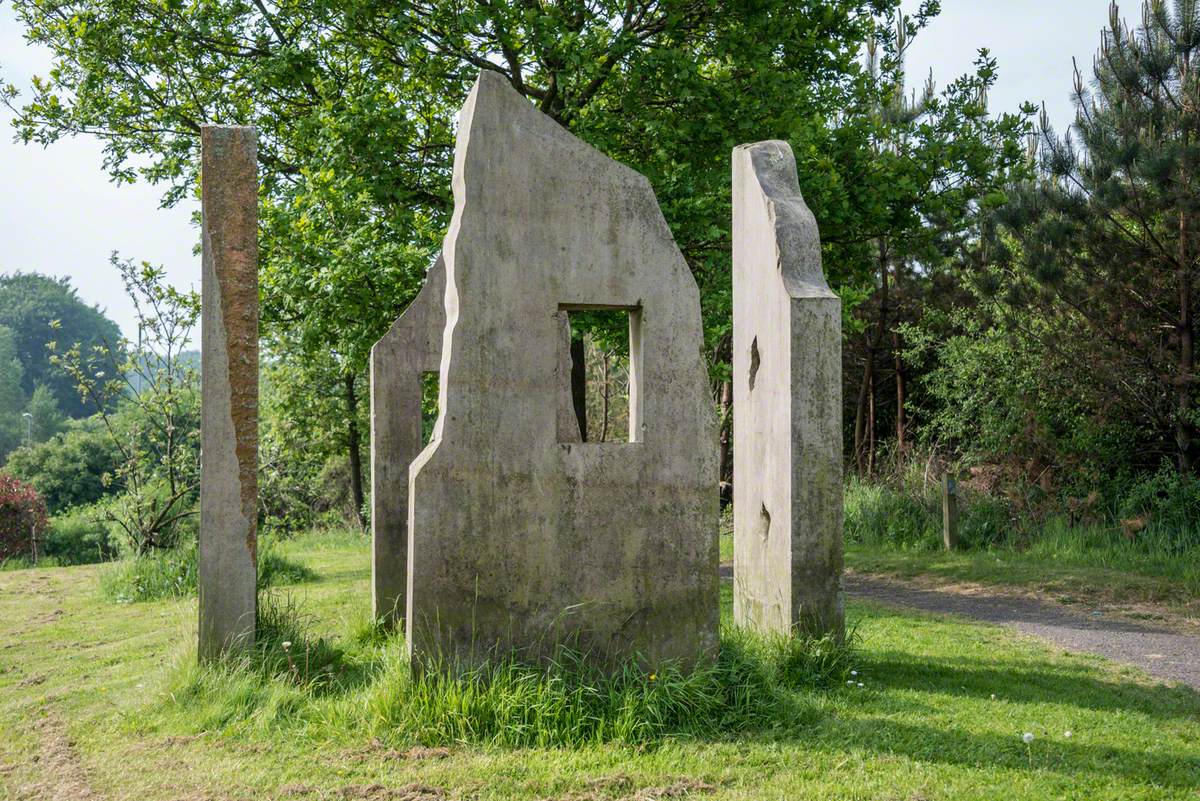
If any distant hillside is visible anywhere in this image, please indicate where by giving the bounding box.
[0,272,123,419]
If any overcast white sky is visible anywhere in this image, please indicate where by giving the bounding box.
[0,0,1115,338]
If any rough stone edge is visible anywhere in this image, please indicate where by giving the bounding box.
[198,124,259,661]
[369,255,445,625]
[736,140,836,300]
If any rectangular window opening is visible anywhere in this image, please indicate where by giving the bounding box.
[559,306,642,443]
[421,371,439,446]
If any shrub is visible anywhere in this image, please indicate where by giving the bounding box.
[44,505,119,565]
[1117,465,1200,552]
[0,473,48,561]
[3,420,121,513]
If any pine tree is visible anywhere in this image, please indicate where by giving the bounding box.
[994,0,1200,472]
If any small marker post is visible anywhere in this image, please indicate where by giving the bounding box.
[942,475,958,551]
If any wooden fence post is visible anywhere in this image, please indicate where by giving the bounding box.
[942,476,958,551]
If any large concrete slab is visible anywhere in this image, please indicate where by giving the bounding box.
[370,256,445,625]
[407,72,719,670]
[732,140,844,638]
[199,125,259,660]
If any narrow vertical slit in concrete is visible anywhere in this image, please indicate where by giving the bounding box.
[749,337,761,391]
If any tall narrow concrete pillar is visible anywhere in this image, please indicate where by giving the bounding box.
[370,256,445,625]
[732,140,844,638]
[199,125,259,660]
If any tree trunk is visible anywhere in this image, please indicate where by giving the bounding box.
[854,240,890,473]
[1179,207,1196,473]
[600,350,611,443]
[853,334,874,474]
[570,335,588,441]
[894,328,907,453]
[717,379,733,507]
[867,371,877,477]
[344,371,366,529]
[717,379,733,482]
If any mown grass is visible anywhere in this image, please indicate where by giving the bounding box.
[1,534,1198,800]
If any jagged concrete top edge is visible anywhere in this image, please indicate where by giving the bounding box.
[735,140,835,300]
[458,70,658,201]
[373,254,445,351]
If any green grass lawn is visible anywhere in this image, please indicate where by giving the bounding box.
[2,531,1198,800]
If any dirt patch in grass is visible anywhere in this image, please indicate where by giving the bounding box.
[18,715,95,800]
[341,741,453,764]
[543,775,716,801]
[336,784,447,800]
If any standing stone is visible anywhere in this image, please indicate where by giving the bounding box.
[199,125,259,661]
[732,140,844,638]
[407,72,719,670]
[370,256,445,625]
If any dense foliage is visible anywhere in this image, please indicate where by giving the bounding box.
[4,419,122,513]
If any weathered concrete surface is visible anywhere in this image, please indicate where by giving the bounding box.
[732,140,844,638]
[199,125,259,660]
[370,256,445,624]
[407,71,719,670]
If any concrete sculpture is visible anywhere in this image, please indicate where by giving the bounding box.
[370,256,445,625]
[198,125,259,660]
[407,72,719,670]
[731,140,844,638]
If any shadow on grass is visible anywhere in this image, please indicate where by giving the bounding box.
[859,648,1199,720]
[796,715,1200,789]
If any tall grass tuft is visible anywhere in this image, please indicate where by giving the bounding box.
[101,539,317,603]
[146,595,859,748]
[353,627,847,747]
